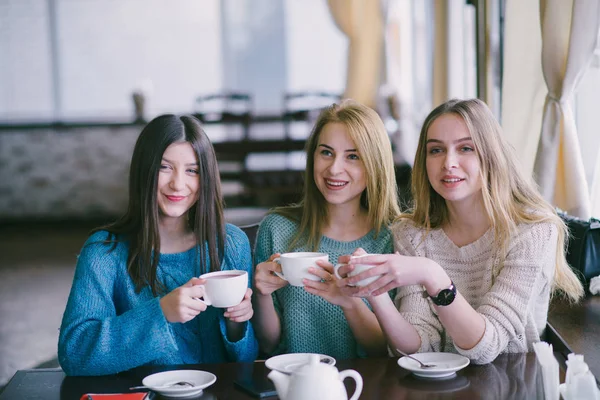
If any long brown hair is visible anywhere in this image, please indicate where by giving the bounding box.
[93,115,225,295]
[274,100,400,250]
[404,98,583,302]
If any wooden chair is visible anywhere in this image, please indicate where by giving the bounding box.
[282,91,340,139]
[239,223,260,258]
[194,92,253,138]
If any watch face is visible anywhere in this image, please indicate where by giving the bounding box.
[433,287,456,306]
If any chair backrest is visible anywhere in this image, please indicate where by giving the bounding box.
[194,92,253,124]
[283,91,340,115]
[559,211,600,288]
[239,223,260,257]
[282,91,340,140]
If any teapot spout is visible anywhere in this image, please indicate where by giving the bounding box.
[268,370,289,399]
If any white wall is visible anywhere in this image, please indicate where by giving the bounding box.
[284,0,347,94]
[0,0,54,120]
[1,1,348,121]
[56,0,222,119]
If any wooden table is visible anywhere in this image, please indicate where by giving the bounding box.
[547,295,600,379]
[0,353,561,400]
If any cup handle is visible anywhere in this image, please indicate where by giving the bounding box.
[272,257,288,281]
[339,369,363,400]
[194,284,211,306]
[334,263,345,280]
[334,263,356,286]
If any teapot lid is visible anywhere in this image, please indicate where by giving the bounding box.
[295,354,337,376]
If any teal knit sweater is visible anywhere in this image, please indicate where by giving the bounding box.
[58,224,258,376]
[254,213,393,360]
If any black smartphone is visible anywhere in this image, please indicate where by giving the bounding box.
[234,377,278,398]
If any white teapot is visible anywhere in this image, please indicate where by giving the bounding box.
[268,354,363,400]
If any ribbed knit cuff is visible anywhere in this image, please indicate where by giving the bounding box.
[454,316,495,364]
[218,316,258,362]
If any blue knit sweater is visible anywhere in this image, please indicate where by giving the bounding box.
[254,213,393,360]
[58,224,258,376]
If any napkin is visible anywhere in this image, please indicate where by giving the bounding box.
[533,341,559,400]
[590,276,600,295]
[563,353,600,400]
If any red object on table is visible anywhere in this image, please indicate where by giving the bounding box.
[79,393,149,400]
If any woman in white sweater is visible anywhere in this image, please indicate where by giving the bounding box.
[336,98,584,364]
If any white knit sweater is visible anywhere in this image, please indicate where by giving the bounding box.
[392,219,557,364]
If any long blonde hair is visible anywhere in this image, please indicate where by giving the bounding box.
[274,100,400,250]
[404,98,583,302]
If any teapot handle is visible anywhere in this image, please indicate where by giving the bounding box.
[339,369,363,400]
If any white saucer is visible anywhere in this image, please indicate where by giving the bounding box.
[397,352,470,379]
[142,370,216,398]
[265,353,336,373]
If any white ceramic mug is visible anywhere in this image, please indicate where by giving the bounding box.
[334,254,382,287]
[273,252,328,287]
[197,270,248,308]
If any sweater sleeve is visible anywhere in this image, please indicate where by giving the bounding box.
[392,220,444,353]
[253,214,287,354]
[254,215,285,316]
[254,214,277,265]
[455,222,557,364]
[58,232,178,376]
[217,224,259,362]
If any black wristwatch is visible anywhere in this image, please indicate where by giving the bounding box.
[429,281,457,306]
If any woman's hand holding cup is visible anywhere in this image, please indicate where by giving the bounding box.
[335,247,368,281]
[303,260,354,308]
[335,249,395,298]
[224,288,254,323]
[160,277,208,323]
[338,252,434,297]
[254,253,288,296]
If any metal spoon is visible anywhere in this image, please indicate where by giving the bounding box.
[396,349,437,369]
[129,381,195,390]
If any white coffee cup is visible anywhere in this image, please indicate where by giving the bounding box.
[273,252,329,287]
[334,254,382,287]
[197,270,248,308]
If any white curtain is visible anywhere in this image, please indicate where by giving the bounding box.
[592,140,600,217]
[383,0,419,165]
[501,0,546,177]
[327,0,384,109]
[533,0,600,218]
[432,0,449,107]
[591,43,600,218]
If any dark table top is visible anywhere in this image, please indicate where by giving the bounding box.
[0,353,562,400]
[547,295,600,378]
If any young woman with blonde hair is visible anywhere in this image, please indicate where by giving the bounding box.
[337,98,583,364]
[253,100,400,359]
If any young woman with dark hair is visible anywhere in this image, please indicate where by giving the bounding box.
[58,115,257,376]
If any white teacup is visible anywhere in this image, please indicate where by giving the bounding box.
[273,252,329,287]
[198,270,248,308]
[334,254,382,287]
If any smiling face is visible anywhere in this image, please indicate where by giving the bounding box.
[313,122,367,210]
[157,141,200,221]
[425,114,483,206]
